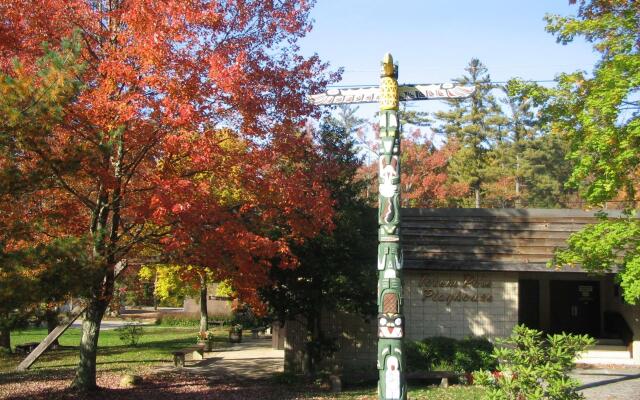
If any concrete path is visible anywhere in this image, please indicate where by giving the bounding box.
[70,319,150,330]
[161,337,284,383]
[572,367,640,400]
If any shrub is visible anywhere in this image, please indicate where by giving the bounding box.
[454,337,496,373]
[116,323,144,346]
[405,340,431,372]
[473,324,594,400]
[155,314,199,327]
[405,336,494,373]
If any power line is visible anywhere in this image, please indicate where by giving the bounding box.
[326,79,558,88]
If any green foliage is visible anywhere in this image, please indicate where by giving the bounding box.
[552,212,640,303]
[434,58,508,207]
[473,324,594,400]
[484,78,574,208]
[454,337,496,374]
[405,336,496,373]
[155,314,199,327]
[260,118,376,374]
[544,1,639,204]
[196,330,215,342]
[156,313,233,327]
[231,306,267,329]
[115,324,144,346]
[0,34,88,345]
[544,1,640,302]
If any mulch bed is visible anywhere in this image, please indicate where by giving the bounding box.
[0,370,336,400]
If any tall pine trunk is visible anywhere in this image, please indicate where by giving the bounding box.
[70,299,108,390]
[305,306,322,376]
[0,327,10,351]
[45,308,59,348]
[515,152,522,208]
[199,274,208,332]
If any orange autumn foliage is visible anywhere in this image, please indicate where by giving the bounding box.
[358,129,468,208]
[0,1,338,314]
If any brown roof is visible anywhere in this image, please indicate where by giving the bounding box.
[401,208,622,273]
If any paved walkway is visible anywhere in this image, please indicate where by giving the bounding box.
[572,367,640,400]
[155,339,640,398]
[162,337,284,383]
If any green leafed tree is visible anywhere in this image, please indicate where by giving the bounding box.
[547,1,640,303]
[434,58,508,208]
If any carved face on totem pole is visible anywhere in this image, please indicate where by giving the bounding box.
[378,314,404,338]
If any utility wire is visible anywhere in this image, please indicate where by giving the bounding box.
[326,79,558,88]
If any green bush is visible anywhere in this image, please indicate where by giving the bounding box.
[115,323,144,346]
[405,336,495,373]
[455,337,496,373]
[155,314,199,327]
[155,313,235,327]
[473,324,594,400]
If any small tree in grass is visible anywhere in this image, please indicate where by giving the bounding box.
[473,324,594,400]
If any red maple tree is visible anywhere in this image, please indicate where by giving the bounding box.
[0,0,337,390]
[358,128,468,207]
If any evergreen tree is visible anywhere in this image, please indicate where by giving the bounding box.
[484,79,574,208]
[0,36,92,351]
[434,58,507,207]
[261,121,376,375]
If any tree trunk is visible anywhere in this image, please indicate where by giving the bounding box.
[153,270,159,311]
[475,188,481,208]
[70,299,108,391]
[45,308,60,348]
[305,308,322,376]
[199,274,208,332]
[0,327,10,352]
[515,153,522,208]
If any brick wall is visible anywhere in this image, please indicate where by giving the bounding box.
[284,270,519,376]
[405,270,519,339]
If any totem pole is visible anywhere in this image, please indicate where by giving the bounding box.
[309,53,474,400]
[376,53,405,400]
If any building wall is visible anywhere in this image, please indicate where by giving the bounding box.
[406,270,519,339]
[183,283,233,316]
[284,270,519,376]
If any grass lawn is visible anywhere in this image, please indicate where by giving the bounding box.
[1,325,229,374]
[0,327,486,399]
[324,385,485,399]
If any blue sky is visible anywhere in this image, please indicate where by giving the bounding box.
[299,1,599,122]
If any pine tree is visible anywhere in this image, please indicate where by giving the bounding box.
[484,79,574,208]
[434,58,507,207]
[261,120,376,375]
[0,36,89,352]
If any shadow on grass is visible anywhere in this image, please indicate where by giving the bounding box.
[0,337,199,380]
